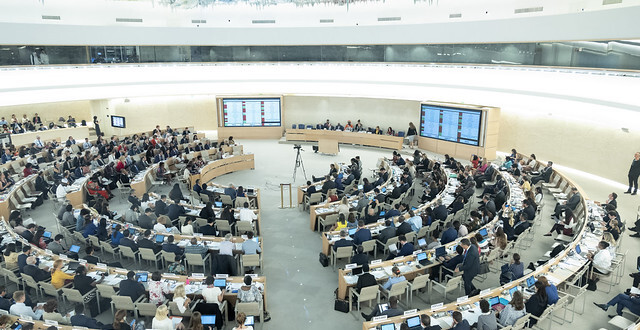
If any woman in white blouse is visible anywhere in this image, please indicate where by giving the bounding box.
[152,305,175,330]
[181,218,195,235]
[154,216,169,233]
[337,197,350,218]
[172,284,191,314]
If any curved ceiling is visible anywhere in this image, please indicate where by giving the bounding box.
[0,0,639,45]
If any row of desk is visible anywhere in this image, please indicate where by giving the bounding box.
[360,160,595,330]
[286,129,404,151]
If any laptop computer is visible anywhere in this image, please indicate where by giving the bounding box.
[416,252,431,266]
[490,296,507,312]
[406,315,421,329]
[155,235,165,243]
[213,279,226,289]
[214,201,223,208]
[509,286,519,298]
[526,276,536,289]
[479,228,488,238]
[244,316,255,326]
[380,323,395,330]
[69,245,80,253]
[348,228,357,236]
[43,231,52,238]
[379,211,386,217]
[66,261,80,271]
[435,246,447,258]
[575,244,587,257]
[381,187,387,194]
[136,272,148,282]
[112,224,117,229]
[417,238,427,248]
[358,185,364,190]
[201,315,216,325]
[352,266,363,275]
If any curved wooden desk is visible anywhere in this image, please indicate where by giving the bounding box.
[189,154,255,188]
[286,129,404,150]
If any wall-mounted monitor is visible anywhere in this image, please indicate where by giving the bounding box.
[420,104,484,146]
[222,98,281,127]
[111,115,126,128]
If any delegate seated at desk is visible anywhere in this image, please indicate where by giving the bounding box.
[333,229,353,251]
[353,220,371,246]
[386,235,413,260]
[361,296,403,321]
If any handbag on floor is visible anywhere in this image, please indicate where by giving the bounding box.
[334,299,349,313]
[319,252,329,267]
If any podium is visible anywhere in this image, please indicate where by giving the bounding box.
[318,139,339,155]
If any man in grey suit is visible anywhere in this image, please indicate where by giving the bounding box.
[553,187,581,219]
[455,238,480,296]
[137,208,156,229]
[478,195,497,216]
[377,219,397,244]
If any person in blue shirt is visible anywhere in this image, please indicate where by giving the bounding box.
[353,220,371,246]
[386,235,414,260]
[500,253,524,285]
[538,276,559,305]
[224,183,237,200]
[110,224,124,245]
[384,204,401,219]
[382,266,406,290]
[76,209,90,232]
[82,218,97,238]
[440,222,458,245]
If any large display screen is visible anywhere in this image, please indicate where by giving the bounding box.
[111,115,126,128]
[222,98,281,127]
[420,104,483,146]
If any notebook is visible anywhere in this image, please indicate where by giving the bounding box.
[201,315,216,325]
[69,245,80,253]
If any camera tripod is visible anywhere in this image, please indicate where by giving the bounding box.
[293,147,307,181]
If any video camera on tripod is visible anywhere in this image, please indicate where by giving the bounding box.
[294,144,303,151]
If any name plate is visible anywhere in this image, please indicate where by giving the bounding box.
[19,315,33,321]
[96,263,107,269]
[45,320,59,326]
[431,303,444,311]
[163,273,179,278]
[480,288,491,297]
[215,274,229,278]
[372,315,388,322]
[457,296,469,304]
[345,263,357,270]
[371,259,382,265]
[412,250,423,256]
[248,273,258,278]
[404,309,418,316]
[191,273,205,278]
[115,268,127,273]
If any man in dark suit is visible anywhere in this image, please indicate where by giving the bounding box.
[127,191,141,208]
[351,245,370,266]
[138,208,156,229]
[305,181,317,197]
[420,314,443,330]
[521,199,536,221]
[377,219,397,244]
[167,201,186,221]
[118,271,145,301]
[355,263,377,294]
[375,167,389,186]
[361,296,404,321]
[363,205,379,225]
[353,220,372,246]
[21,224,36,243]
[119,230,139,252]
[478,195,497,215]
[387,235,414,260]
[155,195,168,216]
[455,238,479,296]
[162,235,184,257]
[531,161,553,185]
[18,245,35,273]
[321,176,336,195]
[138,230,162,254]
[200,218,217,236]
[23,256,50,282]
[333,230,353,252]
[433,201,448,221]
[396,216,412,236]
[553,187,581,219]
[70,304,107,329]
[440,222,458,245]
[384,204,401,219]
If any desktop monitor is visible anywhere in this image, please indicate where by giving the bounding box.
[201,315,216,325]
[69,245,80,253]
[244,316,255,326]
[380,323,395,330]
[575,244,581,255]
[526,276,536,288]
[479,228,488,237]
[406,316,421,328]
[214,279,226,288]
[155,235,165,243]
[136,273,148,282]
[43,231,52,238]
[348,228,357,236]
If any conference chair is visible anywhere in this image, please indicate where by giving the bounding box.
[380,280,409,307]
[377,236,399,256]
[185,253,211,273]
[119,245,140,265]
[139,247,162,269]
[319,214,338,232]
[331,246,353,270]
[0,268,21,290]
[430,274,463,303]
[168,300,201,318]
[96,284,118,315]
[9,195,31,215]
[135,302,159,322]
[61,287,98,314]
[99,240,120,261]
[407,274,431,307]
[220,195,234,207]
[361,239,377,259]
[529,303,555,330]
[39,281,66,306]
[304,192,323,211]
[73,231,88,247]
[240,254,263,275]
[111,295,146,319]
[20,273,41,298]
[87,235,101,248]
[608,312,640,329]
[348,285,380,313]
[236,221,254,235]
[215,220,233,236]
[161,251,180,269]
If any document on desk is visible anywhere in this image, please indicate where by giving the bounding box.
[344,275,358,285]
[371,270,387,280]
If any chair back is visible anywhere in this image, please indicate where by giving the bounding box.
[111,295,136,310]
[361,239,376,254]
[162,250,178,263]
[185,253,205,266]
[335,246,352,259]
[308,192,323,204]
[359,285,380,302]
[220,195,233,206]
[513,313,531,329]
[120,246,137,259]
[322,214,339,226]
[416,226,429,239]
[61,288,85,303]
[200,150,210,159]
[194,217,208,228]
[96,284,117,298]
[216,220,231,232]
[236,302,260,315]
[445,276,463,292]
[2,268,21,284]
[405,232,416,244]
[136,302,158,317]
[20,273,38,290]
[139,248,158,261]
[200,194,210,203]
[88,235,100,247]
[236,221,254,234]
[168,301,192,317]
[100,241,117,253]
[411,274,430,291]
[385,236,399,248]
[39,282,59,297]
[242,254,260,267]
[388,280,408,297]
[235,197,249,208]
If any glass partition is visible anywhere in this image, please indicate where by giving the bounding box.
[1,41,639,71]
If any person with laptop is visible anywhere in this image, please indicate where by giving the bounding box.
[475,299,498,330]
[47,234,67,255]
[499,253,524,285]
[119,230,139,252]
[162,235,184,259]
[396,216,413,236]
[50,259,74,289]
[418,314,442,330]
[333,229,353,252]
[185,237,209,258]
[525,281,549,326]
[351,245,370,266]
[151,305,175,330]
[360,296,403,321]
[432,245,464,281]
[440,222,458,245]
[387,235,414,260]
[118,271,146,302]
[377,219,397,245]
[496,291,527,326]
[353,220,372,246]
[232,312,253,330]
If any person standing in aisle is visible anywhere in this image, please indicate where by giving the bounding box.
[406,122,418,149]
[626,152,640,195]
[93,116,101,138]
